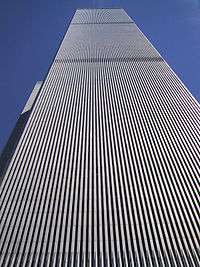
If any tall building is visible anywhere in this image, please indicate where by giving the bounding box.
[0,8,199,267]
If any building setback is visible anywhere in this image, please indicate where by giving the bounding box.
[0,8,200,266]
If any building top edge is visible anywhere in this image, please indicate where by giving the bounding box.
[76,8,124,10]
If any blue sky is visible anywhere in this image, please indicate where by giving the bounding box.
[0,0,200,151]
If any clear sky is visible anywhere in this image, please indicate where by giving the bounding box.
[0,0,200,151]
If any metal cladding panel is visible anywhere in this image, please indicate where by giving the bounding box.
[57,24,160,61]
[71,8,133,24]
[0,8,200,266]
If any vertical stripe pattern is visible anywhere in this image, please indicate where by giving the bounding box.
[0,8,200,266]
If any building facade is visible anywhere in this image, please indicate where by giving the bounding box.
[0,8,200,266]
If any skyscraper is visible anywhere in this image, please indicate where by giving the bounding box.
[0,8,199,266]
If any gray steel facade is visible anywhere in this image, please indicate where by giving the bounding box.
[0,8,200,266]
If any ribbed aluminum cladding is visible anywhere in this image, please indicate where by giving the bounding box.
[0,8,200,267]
